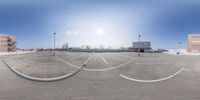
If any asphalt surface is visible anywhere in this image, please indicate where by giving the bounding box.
[0,51,200,100]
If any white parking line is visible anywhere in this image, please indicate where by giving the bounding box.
[56,56,82,69]
[99,55,108,64]
[0,57,83,82]
[120,68,185,83]
[83,55,93,65]
[81,58,134,71]
[56,55,135,72]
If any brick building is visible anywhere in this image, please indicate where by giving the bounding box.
[188,34,200,53]
[0,34,16,52]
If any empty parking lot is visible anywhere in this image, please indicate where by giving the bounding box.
[0,51,200,100]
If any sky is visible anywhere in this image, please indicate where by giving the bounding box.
[0,0,200,49]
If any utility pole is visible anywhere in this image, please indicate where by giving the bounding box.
[178,41,181,55]
[53,32,56,56]
[138,34,141,56]
[139,34,141,42]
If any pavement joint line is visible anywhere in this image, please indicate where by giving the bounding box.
[0,56,84,82]
[120,68,185,83]
[134,61,169,65]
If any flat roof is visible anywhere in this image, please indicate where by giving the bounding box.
[0,34,16,37]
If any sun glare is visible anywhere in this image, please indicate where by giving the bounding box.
[96,29,104,35]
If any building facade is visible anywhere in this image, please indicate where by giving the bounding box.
[0,34,16,52]
[132,41,151,52]
[188,34,200,53]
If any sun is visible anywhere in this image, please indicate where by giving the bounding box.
[96,29,104,35]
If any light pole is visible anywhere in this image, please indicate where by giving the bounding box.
[178,41,181,55]
[53,32,56,56]
[138,34,141,56]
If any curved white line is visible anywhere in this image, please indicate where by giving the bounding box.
[83,55,93,65]
[56,55,92,69]
[11,67,73,81]
[120,68,184,83]
[1,57,83,82]
[57,56,134,72]
[82,58,134,71]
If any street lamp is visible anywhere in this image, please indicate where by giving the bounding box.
[177,41,181,55]
[138,34,141,57]
[53,32,56,56]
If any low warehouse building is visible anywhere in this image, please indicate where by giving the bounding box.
[132,41,151,52]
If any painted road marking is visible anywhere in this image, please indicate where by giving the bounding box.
[0,57,83,82]
[83,55,93,65]
[82,58,134,71]
[57,55,135,72]
[56,55,85,69]
[120,68,185,83]
[99,55,108,64]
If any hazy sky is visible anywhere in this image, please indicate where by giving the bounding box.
[1,0,200,49]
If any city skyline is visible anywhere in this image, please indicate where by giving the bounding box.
[1,0,200,49]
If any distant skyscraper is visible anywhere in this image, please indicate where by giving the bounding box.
[86,45,91,50]
[100,44,103,49]
[62,43,68,50]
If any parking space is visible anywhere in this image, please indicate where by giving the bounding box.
[0,51,200,100]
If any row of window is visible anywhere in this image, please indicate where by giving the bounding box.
[0,40,10,43]
[191,41,200,43]
[0,35,9,39]
[191,50,200,53]
[0,45,8,47]
[191,35,200,38]
[191,45,200,48]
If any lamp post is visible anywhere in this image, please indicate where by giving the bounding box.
[178,41,181,55]
[138,34,141,56]
[53,32,56,56]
